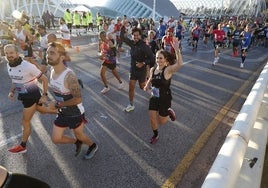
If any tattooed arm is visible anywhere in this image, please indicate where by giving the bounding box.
[61,71,82,107]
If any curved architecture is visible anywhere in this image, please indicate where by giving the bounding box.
[102,0,179,20]
[0,0,75,21]
[171,0,267,17]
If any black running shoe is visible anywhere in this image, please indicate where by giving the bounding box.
[84,143,98,160]
[78,79,84,88]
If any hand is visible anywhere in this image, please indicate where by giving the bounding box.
[8,92,15,101]
[136,62,145,68]
[47,101,57,110]
[39,95,48,105]
[171,37,180,51]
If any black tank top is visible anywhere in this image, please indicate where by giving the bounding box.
[151,66,171,98]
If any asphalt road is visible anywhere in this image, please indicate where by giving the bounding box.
[0,33,267,188]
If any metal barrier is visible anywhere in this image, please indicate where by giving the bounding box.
[202,62,268,188]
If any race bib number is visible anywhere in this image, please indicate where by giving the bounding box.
[14,83,28,94]
[54,96,64,102]
[151,87,160,98]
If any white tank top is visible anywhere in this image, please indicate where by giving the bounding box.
[14,29,26,42]
[50,67,84,116]
[40,34,48,49]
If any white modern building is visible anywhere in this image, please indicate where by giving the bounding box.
[171,0,267,17]
[0,0,266,22]
[0,0,75,21]
[101,0,179,20]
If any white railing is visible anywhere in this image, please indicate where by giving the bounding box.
[202,62,268,188]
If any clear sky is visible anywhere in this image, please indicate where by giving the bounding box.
[69,0,108,7]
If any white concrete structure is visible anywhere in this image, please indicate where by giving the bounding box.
[202,63,268,188]
[0,0,75,21]
[102,0,179,20]
[171,0,267,17]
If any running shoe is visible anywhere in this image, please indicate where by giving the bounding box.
[75,140,83,157]
[78,79,84,89]
[84,143,98,160]
[101,87,110,94]
[240,63,244,68]
[8,145,27,154]
[212,57,219,65]
[150,135,159,144]
[125,104,135,112]
[118,82,124,90]
[168,108,176,121]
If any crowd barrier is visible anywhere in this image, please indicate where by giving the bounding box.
[202,62,268,188]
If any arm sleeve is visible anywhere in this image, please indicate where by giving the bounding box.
[144,45,155,68]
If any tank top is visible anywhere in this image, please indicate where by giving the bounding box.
[100,40,116,64]
[151,66,171,98]
[14,29,26,42]
[50,67,85,116]
[163,36,174,54]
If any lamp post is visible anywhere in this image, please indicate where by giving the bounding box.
[220,0,224,19]
[152,0,156,21]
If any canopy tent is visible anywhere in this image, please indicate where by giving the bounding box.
[72,5,91,12]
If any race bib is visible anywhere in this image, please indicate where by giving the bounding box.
[14,83,28,94]
[151,87,160,98]
[54,96,64,102]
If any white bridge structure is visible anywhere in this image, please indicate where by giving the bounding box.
[0,0,75,21]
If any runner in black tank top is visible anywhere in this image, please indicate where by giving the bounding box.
[144,38,183,144]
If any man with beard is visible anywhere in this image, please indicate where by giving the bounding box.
[4,44,56,154]
[46,42,98,159]
[120,27,155,112]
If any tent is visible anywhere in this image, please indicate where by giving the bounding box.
[72,5,91,12]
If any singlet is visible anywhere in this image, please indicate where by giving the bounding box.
[114,23,122,40]
[50,67,85,116]
[175,25,183,38]
[100,39,116,64]
[241,32,252,49]
[192,27,201,38]
[7,59,42,98]
[233,30,241,42]
[163,36,174,54]
[151,66,171,98]
[14,29,26,42]
[213,29,225,42]
[60,24,70,40]
[39,34,48,49]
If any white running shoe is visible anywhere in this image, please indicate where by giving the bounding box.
[125,104,135,112]
[101,87,110,94]
[118,82,124,90]
[240,63,244,68]
[213,58,217,65]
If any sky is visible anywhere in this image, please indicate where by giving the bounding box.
[69,0,109,7]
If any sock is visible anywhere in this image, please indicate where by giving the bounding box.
[89,143,96,150]
[20,142,26,148]
[153,130,158,138]
[75,139,81,145]
[242,56,246,63]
